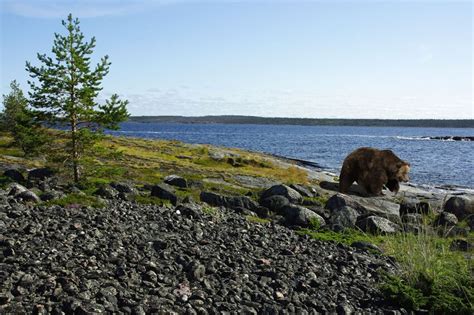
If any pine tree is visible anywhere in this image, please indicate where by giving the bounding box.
[1,80,47,156]
[1,80,28,132]
[26,14,129,182]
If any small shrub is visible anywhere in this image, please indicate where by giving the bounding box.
[308,217,321,230]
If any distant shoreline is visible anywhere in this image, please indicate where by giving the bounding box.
[128,115,474,128]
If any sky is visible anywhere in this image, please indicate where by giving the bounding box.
[0,0,472,119]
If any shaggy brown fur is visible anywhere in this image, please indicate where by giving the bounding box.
[339,147,410,196]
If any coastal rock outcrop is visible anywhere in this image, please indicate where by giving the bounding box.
[261,184,303,203]
[200,191,258,212]
[326,193,400,223]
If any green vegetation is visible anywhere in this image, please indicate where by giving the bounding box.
[0,80,48,156]
[43,193,105,209]
[135,195,172,207]
[246,215,271,224]
[202,206,220,217]
[26,14,129,182]
[300,223,473,313]
[381,231,473,313]
[303,195,329,207]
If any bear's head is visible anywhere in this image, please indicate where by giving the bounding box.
[395,162,410,182]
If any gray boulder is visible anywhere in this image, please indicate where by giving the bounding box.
[434,212,459,227]
[200,191,258,211]
[356,216,400,234]
[16,190,41,203]
[4,169,25,182]
[401,213,423,225]
[110,182,137,195]
[176,203,202,218]
[260,195,290,213]
[8,183,28,197]
[330,206,359,230]
[28,168,54,181]
[95,186,119,199]
[261,184,302,203]
[444,196,474,220]
[151,184,178,205]
[326,193,400,222]
[40,190,65,201]
[281,204,326,228]
[289,184,314,198]
[164,175,188,188]
[400,197,432,215]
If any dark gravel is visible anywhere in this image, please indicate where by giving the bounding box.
[1,196,404,314]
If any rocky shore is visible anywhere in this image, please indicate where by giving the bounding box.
[1,157,473,314]
[1,196,403,314]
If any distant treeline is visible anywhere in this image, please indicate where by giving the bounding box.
[128,115,474,128]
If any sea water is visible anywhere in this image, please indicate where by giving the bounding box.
[109,123,474,188]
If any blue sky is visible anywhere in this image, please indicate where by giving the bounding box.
[1,0,472,119]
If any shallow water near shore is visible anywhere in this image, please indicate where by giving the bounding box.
[109,123,474,188]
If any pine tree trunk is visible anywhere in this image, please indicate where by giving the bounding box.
[71,117,79,183]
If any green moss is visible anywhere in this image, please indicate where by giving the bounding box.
[43,193,105,208]
[246,215,271,224]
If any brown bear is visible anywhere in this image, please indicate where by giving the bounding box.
[339,147,410,196]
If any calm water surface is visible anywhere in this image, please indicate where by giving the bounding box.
[109,123,474,188]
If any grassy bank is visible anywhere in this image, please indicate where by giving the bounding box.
[0,130,309,198]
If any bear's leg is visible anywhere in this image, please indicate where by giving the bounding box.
[339,167,354,193]
[365,170,387,196]
[385,179,400,194]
